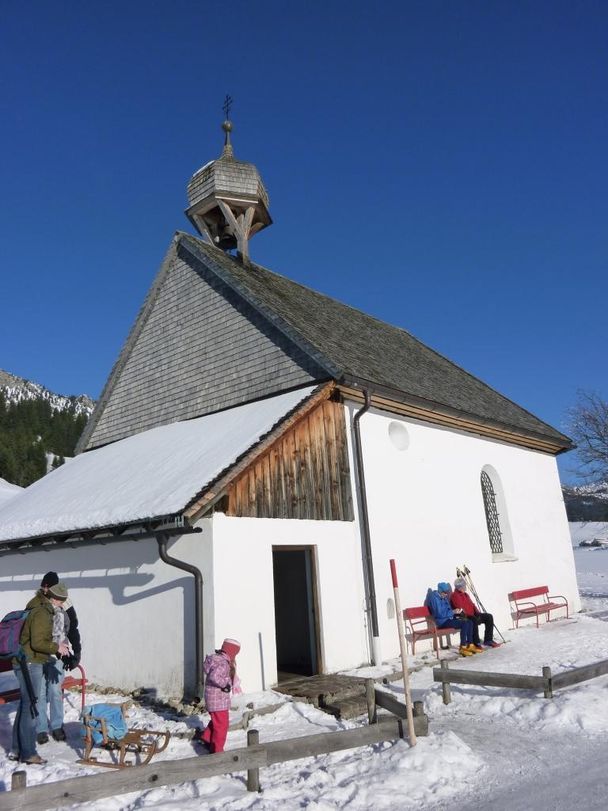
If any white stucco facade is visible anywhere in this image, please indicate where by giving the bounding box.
[345,399,580,661]
[0,399,579,698]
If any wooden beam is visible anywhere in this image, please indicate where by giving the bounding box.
[0,747,267,811]
[338,385,566,455]
[552,658,608,689]
[433,667,545,691]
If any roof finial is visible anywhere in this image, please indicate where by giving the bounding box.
[221,94,234,157]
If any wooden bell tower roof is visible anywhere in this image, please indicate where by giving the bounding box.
[185,104,271,264]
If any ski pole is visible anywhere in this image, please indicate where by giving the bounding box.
[461,565,506,643]
[462,566,489,613]
[19,656,39,719]
[456,567,487,613]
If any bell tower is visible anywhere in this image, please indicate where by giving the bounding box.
[185,97,272,265]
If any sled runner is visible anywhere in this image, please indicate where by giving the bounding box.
[78,701,170,768]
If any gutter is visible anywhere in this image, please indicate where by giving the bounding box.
[0,523,201,557]
[352,389,381,666]
[156,531,205,700]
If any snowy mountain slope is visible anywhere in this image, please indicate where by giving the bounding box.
[563,480,608,521]
[0,369,95,487]
[0,369,94,417]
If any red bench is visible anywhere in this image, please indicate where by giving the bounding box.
[403,606,459,659]
[509,586,569,628]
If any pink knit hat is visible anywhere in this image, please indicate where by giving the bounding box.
[221,638,241,660]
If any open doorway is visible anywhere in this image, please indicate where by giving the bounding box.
[273,547,321,681]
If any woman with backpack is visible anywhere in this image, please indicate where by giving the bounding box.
[10,582,70,765]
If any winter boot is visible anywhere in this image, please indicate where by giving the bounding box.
[459,646,473,656]
[468,644,484,653]
[52,727,66,742]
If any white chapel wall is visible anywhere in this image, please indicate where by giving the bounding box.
[209,514,367,692]
[343,400,580,660]
[0,524,214,698]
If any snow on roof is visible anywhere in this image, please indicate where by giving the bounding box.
[0,477,23,508]
[0,386,316,544]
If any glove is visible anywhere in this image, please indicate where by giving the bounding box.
[221,684,232,693]
[62,655,80,671]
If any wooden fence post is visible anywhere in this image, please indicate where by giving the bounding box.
[542,666,553,699]
[11,770,27,791]
[365,678,377,724]
[440,660,452,705]
[246,729,261,792]
[389,559,417,746]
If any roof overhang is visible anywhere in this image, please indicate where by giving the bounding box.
[0,517,200,558]
[337,378,573,455]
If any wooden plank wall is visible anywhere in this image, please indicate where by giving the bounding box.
[226,399,353,520]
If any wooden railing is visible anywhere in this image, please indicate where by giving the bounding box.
[433,657,608,704]
[0,685,427,810]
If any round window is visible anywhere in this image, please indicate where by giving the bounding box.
[388,421,409,451]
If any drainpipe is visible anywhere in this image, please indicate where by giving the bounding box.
[352,390,381,666]
[156,531,205,700]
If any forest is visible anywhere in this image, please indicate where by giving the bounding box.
[0,391,88,487]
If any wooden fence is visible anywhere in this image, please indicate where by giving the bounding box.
[433,657,608,704]
[0,685,426,811]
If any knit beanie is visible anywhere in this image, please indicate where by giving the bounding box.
[454,577,467,589]
[221,638,241,660]
[437,582,451,593]
[48,582,68,602]
[41,571,59,588]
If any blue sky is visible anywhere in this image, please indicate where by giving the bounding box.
[1,1,606,482]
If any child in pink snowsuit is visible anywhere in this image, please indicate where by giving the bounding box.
[200,638,240,754]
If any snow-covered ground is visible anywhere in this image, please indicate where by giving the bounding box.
[1,533,608,809]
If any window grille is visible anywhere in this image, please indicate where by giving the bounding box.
[480,470,504,554]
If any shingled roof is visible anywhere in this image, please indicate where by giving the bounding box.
[79,232,571,453]
[180,235,570,447]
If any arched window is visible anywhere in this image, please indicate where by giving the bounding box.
[480,469,504,554]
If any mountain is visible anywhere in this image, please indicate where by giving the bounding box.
[562,480,608,522]
[0,369,94,416]
[0,369,95,488]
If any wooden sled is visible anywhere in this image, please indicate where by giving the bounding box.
[78,702,170,769]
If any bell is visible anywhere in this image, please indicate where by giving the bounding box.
[215,224,237,251]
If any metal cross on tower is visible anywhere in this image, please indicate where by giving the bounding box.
[222,94,233,120]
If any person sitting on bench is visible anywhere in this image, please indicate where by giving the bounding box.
[427,582,480,657]
[451,577,500,648]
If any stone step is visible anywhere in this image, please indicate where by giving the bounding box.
[274,674,367,707]
[321,694,369,720]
